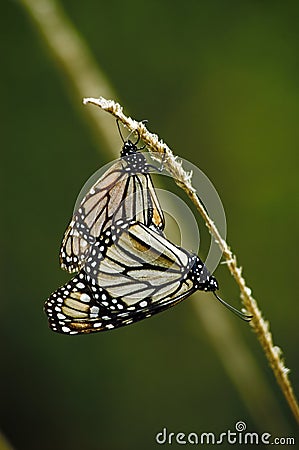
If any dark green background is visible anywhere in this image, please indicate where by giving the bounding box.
[1,1,298,449]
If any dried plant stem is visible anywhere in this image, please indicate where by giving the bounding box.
[84,96,299,425]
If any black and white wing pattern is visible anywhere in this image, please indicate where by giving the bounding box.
[45,271,127,334]
[86,221,216,305]
[60,140,164,274]
[46,221,239,335]
[45,269,190,335]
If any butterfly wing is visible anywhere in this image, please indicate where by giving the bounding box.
[89,222,196,305]
[45,271,127,334]
[60,158,164,273]
[45,221,216,334]
[45,266,195,336]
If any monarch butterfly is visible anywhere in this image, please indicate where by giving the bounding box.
[60,123,164,274]
[45,220,251,335]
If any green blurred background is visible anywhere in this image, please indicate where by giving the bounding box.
[1,1,299,449]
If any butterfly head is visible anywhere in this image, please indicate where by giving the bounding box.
[189,255,219,292]
[121,141,148,173]
[204,275,218,291]
[189,256,252,321]
[121,140,138,157]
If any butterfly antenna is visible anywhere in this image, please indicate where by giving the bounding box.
[213,292,252,321]
[116,119,125,143]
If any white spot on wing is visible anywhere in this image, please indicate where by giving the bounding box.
[62,326,71,333]
[80,293,90,303]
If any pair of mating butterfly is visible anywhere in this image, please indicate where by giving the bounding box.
[45,122,251,334]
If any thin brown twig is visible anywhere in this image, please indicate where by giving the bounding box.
[83,96,299,425]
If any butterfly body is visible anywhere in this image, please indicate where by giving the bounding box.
[120,140,149,174]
